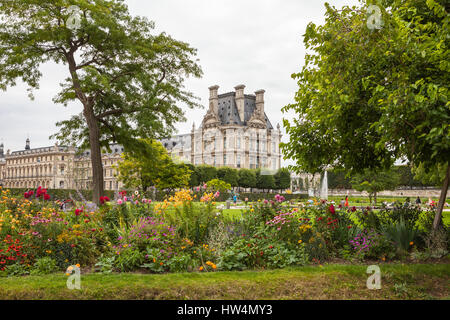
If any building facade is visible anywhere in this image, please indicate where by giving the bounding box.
[0,139,125,191]
[161,84,282,170]
[0,84,283,190]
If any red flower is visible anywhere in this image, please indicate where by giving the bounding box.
[351,206,356,212]
[75,209,83,216]
[43,194,51,201]
[100,196,111,205]
[329,204,335,215]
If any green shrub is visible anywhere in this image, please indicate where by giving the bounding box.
[382,218,418,254]
[114,247,144,272]
[95,254,116,274]
[30,257,59,275]
[5,263,29,277]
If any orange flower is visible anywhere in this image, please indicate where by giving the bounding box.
[75,264,80,268]
[199,266,204,271]
[153,258,156,263]
[409,241,414,246]
[160,262,163,266]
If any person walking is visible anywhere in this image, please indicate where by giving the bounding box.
[415,196,421,205]
[344,195,349,208]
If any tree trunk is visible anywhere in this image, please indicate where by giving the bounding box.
[374,192,377,205]
[83,105,104,205]
[433,165,450,230]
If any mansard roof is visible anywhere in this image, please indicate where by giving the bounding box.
[216,92,273,129]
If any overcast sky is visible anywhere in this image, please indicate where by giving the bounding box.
[0,0,360,166]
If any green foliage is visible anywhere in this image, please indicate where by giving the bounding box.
[382,218,418,254]
[238,169,257,189]
[412,162,449,187]
[116,139,191,191]
[0,0,202,202]
[217,167,239,187]
[196,165,218,184]
[218,237,309,271]
[30,257,59,275]
[5,263,29,277]
[351,168,400,203]
[114,247,145,272]
[206,179,231,194]
[94,254,116,274]
[274,168,291,191]
[256,169,275,191]
[281,0,450,226]
[328,169,352,189]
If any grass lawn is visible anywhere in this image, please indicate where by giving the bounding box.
[1,263,449,300]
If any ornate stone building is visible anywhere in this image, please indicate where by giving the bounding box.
[0,139,124,191]
[0,84,283,190]
[161,84,282,171]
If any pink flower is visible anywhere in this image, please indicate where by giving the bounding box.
[123,196,128,202]
[117,199,123,205]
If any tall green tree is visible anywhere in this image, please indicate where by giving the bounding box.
[238,168,257,191]
[351,168,400,204]
[196,165,217,184]
[256,169,275,192]
[0,0,202,204]
[274,168,291,192]
[281,0,449,229]
[217,167,239,187]
[115,139,191,191]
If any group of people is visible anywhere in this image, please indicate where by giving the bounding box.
[415,196,437,207]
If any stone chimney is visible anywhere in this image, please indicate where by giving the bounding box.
[255,89,265,117]
[208,85,219,115]
[235,84,245,122]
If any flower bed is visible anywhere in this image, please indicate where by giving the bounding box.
[0,185,447,277]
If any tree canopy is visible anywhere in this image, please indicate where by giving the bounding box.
[351,167,400,204]
[281,0,449,228]
[115,139,191,191]
[0,0,202,203]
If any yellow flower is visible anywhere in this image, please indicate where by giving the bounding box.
[298,239,303,244]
